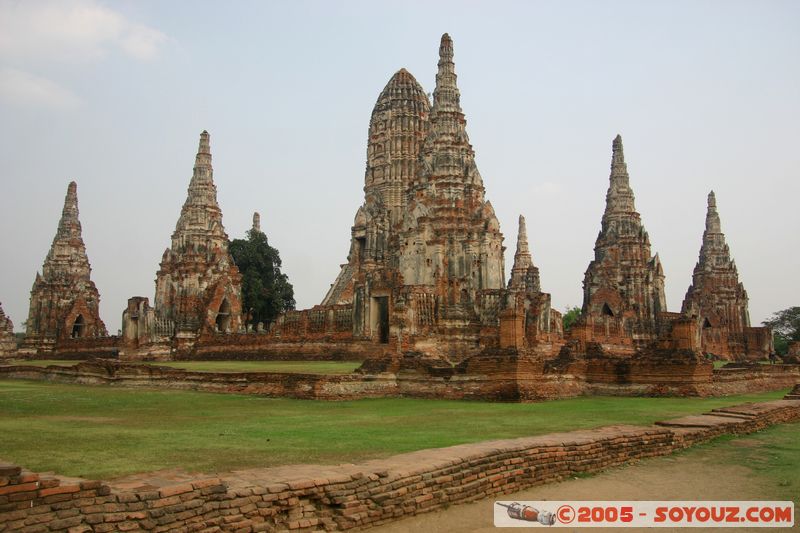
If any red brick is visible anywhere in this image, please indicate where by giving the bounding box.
[8,490,37,501]
[159,482,195,498]
[191,478,222,490]
[17,473,39,483]
[0,482,38,495]
[38,484,80,497]
[0,465,21,477]
[79,480,103,490]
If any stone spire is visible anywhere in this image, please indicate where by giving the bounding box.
[412,32,483,194]
[682,191,751,337]
[363,68,430,217]
[154,130,243,333]
[705,190,721,233]
[432,33,462,115]
[41,181,91,281]
[603,135,637,218]
[398,32,504,294]
[516,215,530,256]
[24,181,107,344]
[321,67,430,306]
[508,215,541,293]
[0,302,11,329]
[170,131,228,252]
[582,135,666,335]
[252,212,261,233]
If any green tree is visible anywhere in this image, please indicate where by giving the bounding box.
[229,227,295,328]
[762,306,800,356]
[562,305,582,332]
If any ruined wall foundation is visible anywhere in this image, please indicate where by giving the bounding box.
[1,399,798,532]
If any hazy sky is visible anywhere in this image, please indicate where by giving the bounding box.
[1,0,798,333]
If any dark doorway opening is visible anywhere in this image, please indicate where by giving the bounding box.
[71,315,85,338]
[602,303,615,317]
[371,296,389,344]
[216,298,231,332]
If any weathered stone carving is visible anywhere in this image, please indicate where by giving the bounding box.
[398,33,505,296]
[22,182,107,352]
[682,192,771,359]
[153,131,243,335]
[322,68,431,307]
[580,135,666,343]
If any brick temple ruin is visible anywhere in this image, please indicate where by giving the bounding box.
[321,34,560,366]
[681,191,771,358]
[2,33,783,399]
[18,182,108,356]
[0,302,15,358]
[120,130,244,358]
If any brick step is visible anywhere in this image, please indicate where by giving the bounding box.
[704,411,754,420]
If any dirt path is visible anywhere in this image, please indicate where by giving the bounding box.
[371,443,780,533]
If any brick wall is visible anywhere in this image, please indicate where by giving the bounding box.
[1,358,798,402]
[0,360,397,401]
[706,364,800,395]
[1,399,798,532]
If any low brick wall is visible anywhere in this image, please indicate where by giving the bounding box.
[186,336,383,362]
[706,364,800,395]
[0,360,397,400]
[2,358,798,402]
[25,337,122,360]
[1,399,799,532]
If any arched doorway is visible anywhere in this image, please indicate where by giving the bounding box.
[71,315,85,338]
[215,299,231,332]
[602,303,614,317]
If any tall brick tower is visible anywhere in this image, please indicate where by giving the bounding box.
[322,68,431,306]
[397,33,505,298]
[582,135,666,340]
[682,191,752,357]
[154,131,243,334]
[0,302,17,356]
[24,182,107,350]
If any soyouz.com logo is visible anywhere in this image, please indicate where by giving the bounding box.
[493,501,795,528]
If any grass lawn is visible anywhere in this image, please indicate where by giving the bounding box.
[146,360,362,374]
[0,359,362,374]
[1,359,80,367]
[713,360,771,369]
[0,380,789,480]
[682,421,800,501]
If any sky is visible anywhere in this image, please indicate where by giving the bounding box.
[0,0,798,334]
